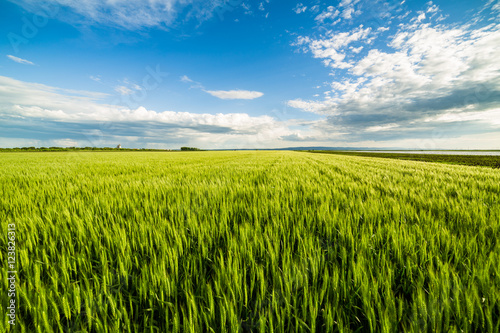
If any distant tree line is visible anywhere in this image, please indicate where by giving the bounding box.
[180,147,202,151]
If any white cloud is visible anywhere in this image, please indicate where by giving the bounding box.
[180,77,262,100]
[427,5,439,14]
[289,7,500,140]
[241,3,252,15]
[293,4,307,14]
[114,78,144,95]
[315,6,340,22]
[205,90,264,100]
[2,73,498,149]
[53,138,79,147]
[310,5,319,13]
[7,55,34,65]
[294,25,371,69]
[90,75,101,82]
[280,133,317,141]
[0,76,268,125]
[337,0,362,21]
[287,99,332,113]
[180,75,193,83]
[365,123,400,132]
[114,86,133,95]
[330,77,366,94]
[11,0,237,30]
[0,76,295,148]
[350,46,363,53]
[0,76,109,110]
[414,12,426,22]
[180,75,205,90]
[342,7,355,20]
[425,108,500,127]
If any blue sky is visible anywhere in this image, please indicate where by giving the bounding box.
[1,0,499,149]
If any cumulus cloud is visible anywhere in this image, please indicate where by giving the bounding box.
[339,0,362,21]
[7,55,34,65]
[350,46,363,53]
[315,6,340,22]
[294,25,371,69]
[289,2,500,143]
[204,90,264,100]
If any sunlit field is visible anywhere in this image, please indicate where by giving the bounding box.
[1,151,499,332]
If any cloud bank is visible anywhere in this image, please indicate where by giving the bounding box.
[0,76,286,148]
[288,1,500,145]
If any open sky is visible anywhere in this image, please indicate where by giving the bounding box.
[1,0,499,149]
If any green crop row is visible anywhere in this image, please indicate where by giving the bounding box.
[1,151,499,332]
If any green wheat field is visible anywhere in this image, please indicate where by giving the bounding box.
[1,151,499,332]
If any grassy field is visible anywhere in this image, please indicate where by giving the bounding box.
[306,151,500,168]
[1,151,499,332]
